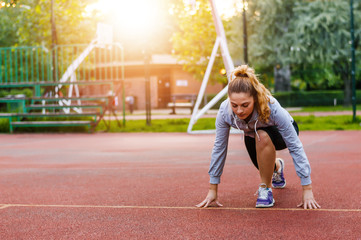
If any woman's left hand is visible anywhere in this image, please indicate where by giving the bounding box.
[297,184,321,209]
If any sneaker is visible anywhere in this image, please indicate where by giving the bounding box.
[272,158,286,188]
[255,183,275,208]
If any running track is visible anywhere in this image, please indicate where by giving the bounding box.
[0,131,360,239]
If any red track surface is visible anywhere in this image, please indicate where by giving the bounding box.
[0,131,360,239]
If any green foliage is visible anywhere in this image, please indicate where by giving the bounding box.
[290,1,352,66]
[291,65,343,90]
[246,0,300,67]
[0,88,33,98]
[0,1,22,46]
[0,0,97,48]
[226,0,361,93]
[170,0,229,85]
[0,118,10,132]
[19,0,97,46]
[289,0,361,104]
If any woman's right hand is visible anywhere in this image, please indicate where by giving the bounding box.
[196,184,223,208]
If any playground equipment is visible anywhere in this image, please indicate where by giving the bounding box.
[52,23,123,115]
[0,23,125,132]
[187,0,235,133]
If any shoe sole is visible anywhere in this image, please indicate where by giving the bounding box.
[272,181,286,189]
[256,199,275,208]
[272,158,286,188]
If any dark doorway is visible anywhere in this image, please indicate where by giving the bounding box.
[157,74,171,108]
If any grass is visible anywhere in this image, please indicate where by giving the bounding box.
[289,105,361,112]
[293,115,361,131]
[94,115,361,133]
[1,114,360,133]
[96,118,190,133]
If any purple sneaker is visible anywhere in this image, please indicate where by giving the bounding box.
[272,158,286,188]
[255,184,275,208]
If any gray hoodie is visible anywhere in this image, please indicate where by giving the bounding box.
[209,96,312,186]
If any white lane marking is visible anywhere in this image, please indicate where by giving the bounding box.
[0,204,360,212]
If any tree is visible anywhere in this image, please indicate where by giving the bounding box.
[18,0,97,47]
[0,1,22,47]
[289,0,361,105]
[245,0,302,92]
[0,0,97,48]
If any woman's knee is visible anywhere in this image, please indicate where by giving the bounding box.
[255,130,274,149]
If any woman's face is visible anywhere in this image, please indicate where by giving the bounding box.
[229,92,255,121]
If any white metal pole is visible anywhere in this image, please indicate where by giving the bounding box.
[209,0,234,73]
[187,0,235,133]
[188,37,220,132]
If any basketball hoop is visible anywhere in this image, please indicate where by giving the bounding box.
[96,23,113,45]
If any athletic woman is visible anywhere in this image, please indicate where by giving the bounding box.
[196,65,320,209]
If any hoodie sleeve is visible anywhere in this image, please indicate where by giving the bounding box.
[271,100,312,186]
[208,103,231,184]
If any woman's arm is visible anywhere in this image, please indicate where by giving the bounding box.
[271,100,311,186]
[270,99,320,209]
[197,102,230,208]
[208,104,231,184]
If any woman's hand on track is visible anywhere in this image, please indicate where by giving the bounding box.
[297,185,321,209]
[196,184,223,208]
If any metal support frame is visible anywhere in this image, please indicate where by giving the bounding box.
[242,0,248,64]
[53,29,125,126]
[187,0,234,133]
[350,0,356,122]
[144,50,151,126]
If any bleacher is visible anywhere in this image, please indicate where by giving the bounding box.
[0,43,125,133]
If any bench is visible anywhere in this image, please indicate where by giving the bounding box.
[27,103,104,114]
[0,95,117,133]
[167,94,197,114]
[0,112,99,133]
[11,120,95,130]
[0,96,27,113]
[0,80,121,132]
[30,96,110,104]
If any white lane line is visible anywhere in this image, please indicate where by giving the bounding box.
[0,205,10,209]
[0,204,360,212]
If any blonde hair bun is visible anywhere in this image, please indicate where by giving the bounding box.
[232,65,255,79]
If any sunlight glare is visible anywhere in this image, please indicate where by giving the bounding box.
[214,0,244,19]
[86,0,161,37]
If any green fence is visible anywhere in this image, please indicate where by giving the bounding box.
[0,43,124,96]
[0,46,52,84]
[273,90,361,107]
[52,43,124,82]
[206,90,361,109]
